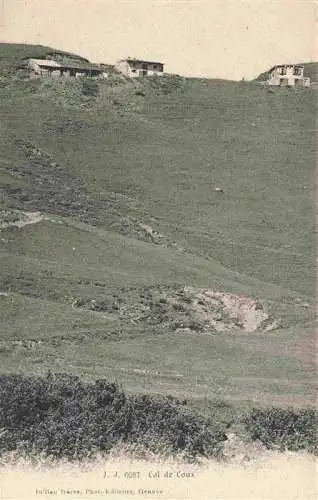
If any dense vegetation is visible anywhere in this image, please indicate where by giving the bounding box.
[0,373,316,463]
[0,373,227,462]
[244,407,317,454]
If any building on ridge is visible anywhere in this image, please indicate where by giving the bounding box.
[266,64,310,87]
[115,58,164,78]
[26,58,106,78]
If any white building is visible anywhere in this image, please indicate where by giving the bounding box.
[27,59,105,78]
[115,58,164,78]
[28,59,62,77]
[267,64,310,87]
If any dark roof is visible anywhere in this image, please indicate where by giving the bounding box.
[59,63,102,72]
[99,63,115,70]
[268,64,304,73]
[120,58,164,66]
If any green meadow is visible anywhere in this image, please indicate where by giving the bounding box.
[0,44,316,420]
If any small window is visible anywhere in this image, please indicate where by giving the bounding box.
[153,65,157,69]
[281,67,287,75]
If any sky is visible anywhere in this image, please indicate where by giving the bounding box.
[0,0,316,80]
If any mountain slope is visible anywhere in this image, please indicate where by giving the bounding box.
[0,43,316,409]
[0,42,90,72]
[1,70,314,295]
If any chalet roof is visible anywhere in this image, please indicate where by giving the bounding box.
[268,64,304,73]
[29,59,61,68]
[28,58,102,72]
[59,63,102,72]
[119,58,164,66]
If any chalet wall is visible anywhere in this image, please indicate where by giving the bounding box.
[115,60,164,78]
[267,66,310,87]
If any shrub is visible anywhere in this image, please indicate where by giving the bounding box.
[0,373,227,461]
[81,79,99,98]
[244,407,317,454]
[172,302,186,312]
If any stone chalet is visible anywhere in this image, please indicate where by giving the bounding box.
[115,58,164,78]
[27,59,106,78]
[267,64,310,87]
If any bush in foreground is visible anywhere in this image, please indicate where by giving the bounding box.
[244,407,317,454]
[0,373,226,462]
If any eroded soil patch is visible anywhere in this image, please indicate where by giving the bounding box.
[72,285,277,334]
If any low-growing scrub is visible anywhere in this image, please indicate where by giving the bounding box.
[0,375,316,465]
[244,407,317,454]
[0,373,227,462]
[80,78,99,98]
[39,77,99,107]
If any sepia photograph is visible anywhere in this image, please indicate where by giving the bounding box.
[0,1,316,498]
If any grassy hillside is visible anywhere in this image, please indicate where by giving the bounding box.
[0,42,89,71]
[0,43,316,418]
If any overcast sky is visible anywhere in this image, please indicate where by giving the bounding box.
[0,0,316,80]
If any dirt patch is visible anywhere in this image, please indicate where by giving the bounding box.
[222,432,269,464]
[71,285,277,334]
[148,286,276,334]
[192,288,272,333]
[0,210,47,229]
